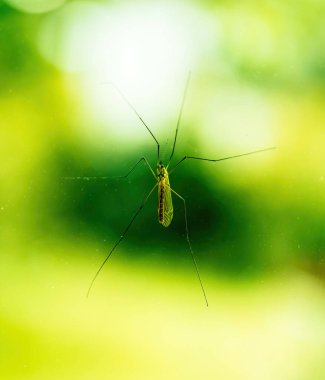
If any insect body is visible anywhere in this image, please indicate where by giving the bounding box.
[157,161,173,227]
[67,73,275,306]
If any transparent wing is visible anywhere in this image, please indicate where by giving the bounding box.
[162,183,173,227]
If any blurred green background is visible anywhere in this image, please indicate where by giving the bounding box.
[1,0,325,379]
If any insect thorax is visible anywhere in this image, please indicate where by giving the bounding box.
[157,161,168,181]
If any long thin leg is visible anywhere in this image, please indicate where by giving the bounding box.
[103,82,160,161]
[87,183,158,297]
[169,147,276,175]
[169,186,209,307]
[120,157,157,180]
[63,156,157,181]
[167,72,191,168]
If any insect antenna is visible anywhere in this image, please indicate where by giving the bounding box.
[167,72,191,168]
[103,82,161,161]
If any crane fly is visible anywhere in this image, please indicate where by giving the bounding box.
[66,73,275,306]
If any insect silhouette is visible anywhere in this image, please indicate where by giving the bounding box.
[67,73,275,306]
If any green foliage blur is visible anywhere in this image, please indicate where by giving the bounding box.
[1,1,325,379]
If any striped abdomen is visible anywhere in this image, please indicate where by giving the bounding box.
[158,183,165,223]
[157,174,173,227]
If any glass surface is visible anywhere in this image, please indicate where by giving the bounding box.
[1,1,324,379]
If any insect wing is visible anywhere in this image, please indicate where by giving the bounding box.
[162,182,173,227]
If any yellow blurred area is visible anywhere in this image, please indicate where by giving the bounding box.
[1,242,325,380]
[1,0,325,379]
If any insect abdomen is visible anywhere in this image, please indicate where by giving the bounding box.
[158,184,165,225]
[158,176,173,228]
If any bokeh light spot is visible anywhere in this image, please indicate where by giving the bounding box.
[4,0,66,14]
